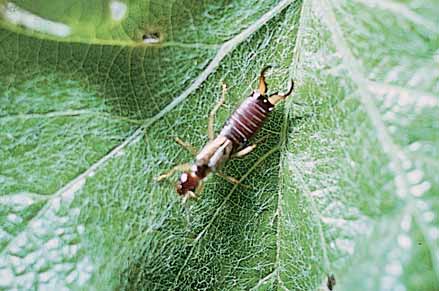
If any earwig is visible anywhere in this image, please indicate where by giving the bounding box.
[157,66,294,202]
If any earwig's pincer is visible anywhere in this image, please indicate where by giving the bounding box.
[260,65,273,75]
[158,66,295,201]
[284,79,294,96]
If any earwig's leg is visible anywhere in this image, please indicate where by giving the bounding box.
[268,79,295,105]
[232,144,257,158]
[215,172,251,188]
[208,82,227,140]
[175,137,198,156]
[155,163,192,181]
[216,172,241,185]
[195,180,204,195]
[258,66,271,95]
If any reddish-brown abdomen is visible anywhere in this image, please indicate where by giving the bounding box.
[220,93,273,146]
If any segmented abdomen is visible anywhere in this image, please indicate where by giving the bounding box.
[220,94,274,146]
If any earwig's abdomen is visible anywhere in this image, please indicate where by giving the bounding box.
[220,93,274,146]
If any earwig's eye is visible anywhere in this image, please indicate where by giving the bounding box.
[180,172,188,183]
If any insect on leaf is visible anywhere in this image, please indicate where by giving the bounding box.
[0,0,438,290]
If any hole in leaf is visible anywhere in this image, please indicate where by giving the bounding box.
[142,31,161,44]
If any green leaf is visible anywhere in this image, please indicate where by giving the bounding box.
[0,0,438,290]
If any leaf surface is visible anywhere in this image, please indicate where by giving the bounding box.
[0,0,438,290]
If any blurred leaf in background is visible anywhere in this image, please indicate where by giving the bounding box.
[0,0,438,290]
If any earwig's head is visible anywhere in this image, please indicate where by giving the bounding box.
[176,172,199,198]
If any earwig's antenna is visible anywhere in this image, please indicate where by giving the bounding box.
[181,191,196,204]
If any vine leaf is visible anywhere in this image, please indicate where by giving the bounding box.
[0,0,437,290]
